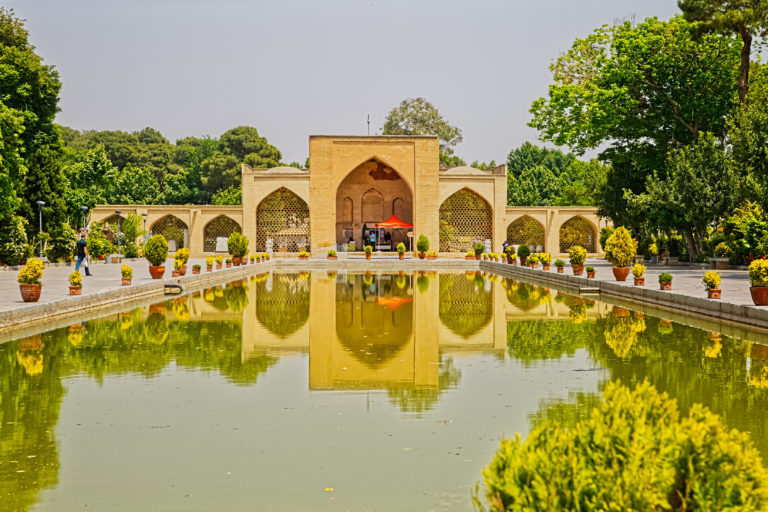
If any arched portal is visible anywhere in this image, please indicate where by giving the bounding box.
[439,188,492,252]
[204,215,241,252]
[151,215,188,251]
[559,216,596,252]
[256,188,310,252]
[98,214,126,243]
[336,159,412,250]
[507,215,545,250]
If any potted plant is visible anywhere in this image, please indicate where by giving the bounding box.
[174,248,190,275]
[68,270,83,295]
[505,247,516,264]
[648,243,659,264]
[363,245,373,260]
[528,253,539,269]
[225,258,232,268]
[397,243,406,260]
[659,272,673,290]
[749,260,768,305]
[299,250,310,260]
[554,259,565,273]
[192,264,201,275]
[144,234,168,279]
[121,264,133,285]
[604,227,637,281]
[518,244,531,265]
[539,252,552,270]
[206,256,214,272]
[327,249,337,260]
[586,265,596,278]
[632,264,646,286]
[172,259,182,277]
[703,271,721,299]
[468,242,481,261]
[427,250,437,261]
[17,259,44,302]
[215,255,223,269]
[250,253,255,264]
[568,246,587,275]
[711,242,732,270]
[416,235,430,259]
[227,232,249,266]
[465,250,475,261]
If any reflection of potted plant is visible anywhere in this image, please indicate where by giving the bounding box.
[554,259,565,273]
[568,246,587,275]
[417,235,430,259]
[632,264,646,286]
[749,260,768,305]
[540,252,552,270]
[702,271,721,299]
[659,272,673,290]
[206,256,214,272]
[18,259,44,302]
[518,244,530,265]
[604,227,637,281]
[68,270,83,295]
[215,255,223,269]
[658,319,673,335]
[416,274,430,293]
[465,250,475,261]
[397,243,406,260]
[586,265,595,278]
[427,250,437,261]
[145,234,168,279]
[364,245,373,260]
[192,264,201,275]
[473,241,484,260]
[172,259,182,277]
[327,249,337,260]
[175,247,190,275]
[121,264,133,285]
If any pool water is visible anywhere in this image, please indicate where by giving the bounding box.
[2,271,767,511]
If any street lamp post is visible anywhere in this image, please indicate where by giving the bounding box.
[80,205,89,235]
[36,200,45,259]
[115,210,122,256]
[141,213,148,241]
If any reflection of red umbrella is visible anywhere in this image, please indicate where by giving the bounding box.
[376,297,413,311]
[375,215,413,228]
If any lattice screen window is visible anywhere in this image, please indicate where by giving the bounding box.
[439,189,493,252]
[256,188,310,252]
[506,216,544,248]
[204,216,241,252]
[152,215,188,249]
[559,217,595,252]
[99,214,125,242]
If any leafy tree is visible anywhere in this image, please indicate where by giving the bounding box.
[469,160,497,169]
[382,97,463,158]
[104,164,160,205]
[219,126,281,165]
[199,152,240,197]
[679,0,768,104]
[0,101,26,252]
[211,185,242,205]
[439,153,466,167]
[161,169,193,204]
[729,63,768,200]
[507,142,575,179]
[553,158,607,206]
[508,165,560,206]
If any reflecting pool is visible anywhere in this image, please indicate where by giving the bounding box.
[2,271,768,511]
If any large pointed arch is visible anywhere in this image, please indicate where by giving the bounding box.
[438,188,492,252]
[559,215,597,252]
[204,215,241,252]
[256,187,310,252]
[150,215,188,250]
[507,215,545,249]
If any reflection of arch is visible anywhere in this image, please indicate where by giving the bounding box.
[256,187,310,252]
[336,274,412,368]
[559,216,596,252]
[151,215,188,250]
[204,215,241,252]
[439,188,493,252]
[439,273,492,338]
[507,215,545,248]
[362,188,384,223]
[255,274,310,337]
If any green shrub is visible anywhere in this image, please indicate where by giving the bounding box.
[416,234,430,253]
[554,259,565,268]
[539,252,551,264]
[205,257,214,266]
[87,226,116,260]
[568,245,587,264]
[659,272,673,283]
[527,253,539,264]
[749,260,768,287]
[648,242,659,257]
[17,259,44,285]
[364,245,373,254]
[0,215,29,266]
[68,271,82,287]
[585,265,595,272]
[327,249,337,257]
[174,259,182,270]
[702,271,721,290]
[227,232,249,258]
[49,223,77,262]
[604,226,638,267]
[121,265,133,278]
[175,247,190,264]
[517,244,531,258]
[144,235,169,266]
[397,243,406,254]
[714,242,733,259]
[632,263,646,277]
[599,226,615,250]
[477,381,768,512]
[473,241,485,255]
[192,264,201,270]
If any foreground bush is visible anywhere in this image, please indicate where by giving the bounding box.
[477,381,768,511]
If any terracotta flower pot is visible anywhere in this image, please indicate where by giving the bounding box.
[122,278,132,286]
[69,285,82,296]
[19,284,42,303]
[465,256,474,260]
[557,267,564,273]
[751,287,768,305]
[587,271,595,278]
[475,254,481,261]
[660,281,672,290]
[192,268,200,275]
[612,306,630,317]
[519,257,527,266]
[427,255,437,260]
[707,288,721,299]
[226,262,232,268]
[507,257,514,264]
[571,264,584,276]
[634,276,645,286]
[299,256,309,260]
[366,253,372,260]
[149,266,165,279]
[172,270,181,277]
[327,256,337,260]
[418,252,425,260]
[179,265,187,276]
[206,266,213,272]
[612,267,630,281]
[398,253,404,260]
[543,264,550,271]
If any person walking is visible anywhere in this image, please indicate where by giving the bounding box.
[75,233,92,276]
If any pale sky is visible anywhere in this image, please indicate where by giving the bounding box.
[7,0,680,164]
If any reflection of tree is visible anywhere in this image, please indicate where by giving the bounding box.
[603,313,645,359]
[439,273,492,338]
[386,356,461,415]
[528,391,602,430]
[507,318,599,366]
[224,281,249,313]
[505,281,551,312]
[255,274,309,337]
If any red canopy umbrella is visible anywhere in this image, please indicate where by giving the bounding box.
[375,215,413,228]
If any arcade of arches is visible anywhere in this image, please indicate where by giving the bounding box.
[89,135,608,257]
